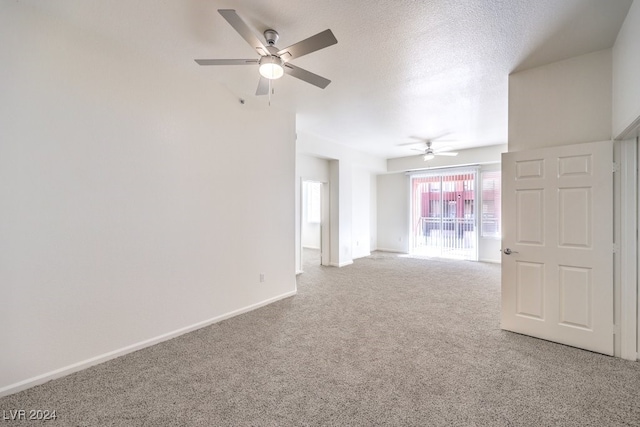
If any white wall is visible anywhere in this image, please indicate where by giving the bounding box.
[298,132,386,169]
[508,49,612,152]
[297,153,331,182]
[0,3,296,395]
[352,166,372,259]
[330,159,354,266]
[613,0,640,139]
[377,173,410,253]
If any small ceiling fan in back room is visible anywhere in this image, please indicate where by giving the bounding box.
[413,141,459,161]
[195,9,338,98]
[398,136,459,161]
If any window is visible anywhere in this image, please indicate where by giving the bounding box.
[481,170,501,238]
[306,182,321,223]
[410,167,478,260]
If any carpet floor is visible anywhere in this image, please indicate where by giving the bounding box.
[1,251,639,426]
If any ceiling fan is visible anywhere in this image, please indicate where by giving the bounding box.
[195,9,338,96]
[410,140,459,161]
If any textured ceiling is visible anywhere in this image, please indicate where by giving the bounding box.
[23,0,632,158]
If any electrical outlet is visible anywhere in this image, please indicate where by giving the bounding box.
[259,273,265,283]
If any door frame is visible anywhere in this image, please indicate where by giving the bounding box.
[614,138,638,360]
[614,113,640,361]
[299,179,330,271]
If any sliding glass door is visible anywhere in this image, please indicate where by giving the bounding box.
[410,168,478,260]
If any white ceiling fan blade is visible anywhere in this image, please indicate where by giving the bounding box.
[256,76,269,96]
[218,9,269,56]
[410,133,452,142]
[283,63,331,89]
[195,59,258,66]
[277,29,338,62]
[410,148,425,152]
[433,146,453,152]
[435,152,458,156]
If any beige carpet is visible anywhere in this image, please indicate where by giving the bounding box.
[1,251,639,426]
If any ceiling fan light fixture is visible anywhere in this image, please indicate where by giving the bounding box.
[423,152,435,161]
[259,56,284,79]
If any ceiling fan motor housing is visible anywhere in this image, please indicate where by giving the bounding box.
[264,29,279,45]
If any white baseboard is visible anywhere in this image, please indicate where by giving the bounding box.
[329,260,353,267]
[479,258,501,264]
[0,290,297,398]
[374,248,408,254]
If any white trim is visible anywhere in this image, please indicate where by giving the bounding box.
[637,136,640,362]
[298,177,305,274]
[374,248,409,254]
[618,139,638,361]
[329,261,354,267]
[0,290,297,398]
[321,181,330,266]
[614,113,640,141]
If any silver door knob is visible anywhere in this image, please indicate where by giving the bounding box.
[502,248,518,255]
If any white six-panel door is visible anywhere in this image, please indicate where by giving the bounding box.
[501,140,613,355]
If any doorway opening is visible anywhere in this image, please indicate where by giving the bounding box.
[301,181,327,269]
[410,168,479,260]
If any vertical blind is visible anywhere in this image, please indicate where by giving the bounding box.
[480,170,501,238]
[409,167,479,260]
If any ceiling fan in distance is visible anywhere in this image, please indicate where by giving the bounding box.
[398,138,459,161]
[415,141,458,161]
[195,9,338,96]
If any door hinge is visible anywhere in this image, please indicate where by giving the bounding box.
[613,162,619,173]
[613,324,621,336]
[613,243,619,254]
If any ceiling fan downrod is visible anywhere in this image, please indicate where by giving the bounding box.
[263,29,279,46]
